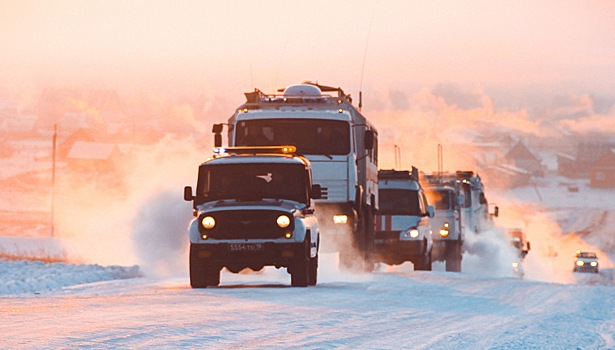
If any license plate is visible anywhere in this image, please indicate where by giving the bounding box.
[229,243,265,252]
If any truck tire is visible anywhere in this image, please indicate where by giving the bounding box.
[291,256,309,287]
[291,236,310,287]
[414,240,432,271]
[308,253,318,286]
[189,244,220,288]
[445,241,462,272]
[362,207,375,273]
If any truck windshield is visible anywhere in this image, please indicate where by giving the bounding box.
[196,163,309,204]
[235,119,350,155]
[425,189,452,210]
[378,189,421,216]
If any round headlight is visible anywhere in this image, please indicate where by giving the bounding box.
[409,229,420,238]
[201,216,216,229]
[277,215,291,228]
[590,261,598,267]
[439,229,449,237]
[576,260,585,267]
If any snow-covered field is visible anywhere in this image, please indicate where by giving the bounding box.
[1,175,614,349]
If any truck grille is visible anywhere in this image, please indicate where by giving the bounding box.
[201,210,291,240]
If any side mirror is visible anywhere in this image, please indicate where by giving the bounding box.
[493,206,499,218]
[212,124,224,133]
[526,241,531,251]
[212,124,224,147]
[184,186,194,201]
[426,205,435,218]
[311,184,322,200]
[364,129,374,150]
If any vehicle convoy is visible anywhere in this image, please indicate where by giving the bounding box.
[212,82,378,270]
[374,169,434,270]
[423,170,498,272]
[183,146,322,287]
[574,250,599,273]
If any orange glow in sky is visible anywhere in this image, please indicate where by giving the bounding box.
[1,0,614,97]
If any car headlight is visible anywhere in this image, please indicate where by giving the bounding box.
[201,216,216,229]
[590,261,598,267]
[512,262,519,268]
[333,215,348,224]
[409,228,420,238]
[576,260,585,267]
[276,215,291,228]
[439,229,449,237]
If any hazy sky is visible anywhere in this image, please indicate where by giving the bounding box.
[1,0,614,98]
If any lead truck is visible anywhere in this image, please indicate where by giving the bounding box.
[213,82,378,270]
[183,146,322,287]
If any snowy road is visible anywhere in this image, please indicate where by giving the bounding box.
[2,258,614,349]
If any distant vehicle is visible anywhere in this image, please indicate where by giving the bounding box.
[423,170,498,272]
[508,228,531,259]
[573,251,599,274]
[183,146,322,287]
[374,168,434,270]
[424,183,463,272]
[508,228,530,278]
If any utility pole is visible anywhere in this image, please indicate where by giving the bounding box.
[51,124,57,238]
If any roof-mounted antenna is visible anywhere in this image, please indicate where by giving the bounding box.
[437,144,443,183]
[359,2,378,110]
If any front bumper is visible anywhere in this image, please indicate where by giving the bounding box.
[191,241,307,270]
[374,231,426,264]
[573,265,599,273]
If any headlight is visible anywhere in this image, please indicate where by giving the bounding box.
[333,215,348,224]
[201,216,216,229]
[576,260,585,267]
[276,215,291,228]
[409,228,420,238]
[439,229,449,237]
[590,261,598,267]
[512,262,519,268]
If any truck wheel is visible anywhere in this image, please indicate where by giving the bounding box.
[189,244,220,288]
[291,236,310,287]
[445,241,462,272]
[308,253,318,286]
[415,255,432,271]
[414,243,432,271]
[291,256,309,287]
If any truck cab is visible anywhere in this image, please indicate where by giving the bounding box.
[424,184,463,272]
[213,82,378,271]
[183,146,321,287]
[374,169,434,270]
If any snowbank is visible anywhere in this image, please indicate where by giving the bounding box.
[0,259,143,296]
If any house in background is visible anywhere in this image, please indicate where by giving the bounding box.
[65,141,123,174]
[589,148,615,187]
[481,164,532,189]
[502,140,544,176]
[558,142,615,179]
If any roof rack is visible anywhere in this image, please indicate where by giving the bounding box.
[243,82,353,106]
[378,167,420,181]
[213,146,297,156]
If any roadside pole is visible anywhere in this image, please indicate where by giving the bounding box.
[51,124,57,238]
